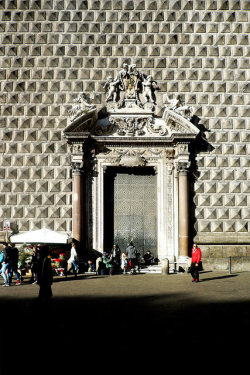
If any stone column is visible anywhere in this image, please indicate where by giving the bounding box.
[178,162,190,257]
[72,164,84,243]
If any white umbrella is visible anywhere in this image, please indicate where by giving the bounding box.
[10,228,70,244]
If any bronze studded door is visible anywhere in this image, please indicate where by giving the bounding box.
[104,167,157,258]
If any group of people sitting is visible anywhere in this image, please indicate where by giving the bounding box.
[95,242,155,275]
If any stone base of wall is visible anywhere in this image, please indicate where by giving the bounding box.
[200,244,250,272]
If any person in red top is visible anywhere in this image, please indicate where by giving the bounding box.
[190,243,201,282]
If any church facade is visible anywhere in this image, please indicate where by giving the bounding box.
[0,1,249,270]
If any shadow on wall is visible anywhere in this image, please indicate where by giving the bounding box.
[189,115,215,253]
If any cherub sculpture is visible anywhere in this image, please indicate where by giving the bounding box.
[103,76,121,102]
[142,75,159,105]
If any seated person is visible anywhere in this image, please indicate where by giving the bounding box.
[143,251,153,265]
[102,252,112,274]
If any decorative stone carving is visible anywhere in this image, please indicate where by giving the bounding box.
[142,75,159,105]
[109,116,151,136]
[71,143,84,175]
[65,64,199,143]
[72,143,84,153]
[163,94,193,120]
[103,76,121,102]
[116,149,147,167]
[68,92,96,122]
[71,161,84,175]
[103,63,159,108]
[177,161,191,174]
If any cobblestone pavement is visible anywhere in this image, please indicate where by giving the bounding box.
[1,271,249,370]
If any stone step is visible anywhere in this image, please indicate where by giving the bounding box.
[139,265,162,274]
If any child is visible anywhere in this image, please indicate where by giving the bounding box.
[121,252,128,274]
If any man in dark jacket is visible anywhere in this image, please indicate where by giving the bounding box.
[125,241,137,274]
[37,246,53,300]
[143,250,153,265]
[109,244,121,275]
[8,243,21,286]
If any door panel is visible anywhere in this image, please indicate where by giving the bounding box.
[104,167,157,258]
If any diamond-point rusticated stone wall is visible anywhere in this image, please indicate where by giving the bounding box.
[0,0,249,267]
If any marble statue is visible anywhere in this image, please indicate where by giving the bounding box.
[163,94,193,120]
[142,75,159,105]
[103,63,158,107]
[68,92,96,122]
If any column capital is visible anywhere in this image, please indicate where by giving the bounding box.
[71,146,85,175]
[177,160,191,175]
[72,161,84,176]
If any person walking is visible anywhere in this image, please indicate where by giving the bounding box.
[36,246,53,300]
[2,242,12,287]
[125,241,137,274]
[7,243,21,286]
[67,242,78,278]
[0,250,4,280]
[190,243,201,283]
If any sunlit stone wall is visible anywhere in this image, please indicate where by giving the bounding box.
[0,1,249,266]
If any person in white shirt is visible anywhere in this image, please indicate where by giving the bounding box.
[67,242,78,278]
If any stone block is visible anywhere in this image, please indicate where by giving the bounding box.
[48,207,61,218]
[195,208,204,219]
[37,181,48,192]
[36,206,48,218]
[0,207,11,217]
[210,195,223,206]
[217,181,229,193]
[42,194,54,205]
[242,208,250,219]
[19,220,30,231]
[211,221,223,232]
[61,181,72,192]
[30,221,42,230]
[198,221,211,232]
[235,195,248,206]
[18,194,30,206]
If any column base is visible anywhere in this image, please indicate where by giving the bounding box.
[177,256,191,272]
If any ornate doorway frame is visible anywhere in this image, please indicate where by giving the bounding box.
[64,64,199,262]
[64,127,199,263]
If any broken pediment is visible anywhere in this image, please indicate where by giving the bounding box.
[64,103,199,142]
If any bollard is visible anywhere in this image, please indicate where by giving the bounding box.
[228,256,232,274]
[161,258,169,275]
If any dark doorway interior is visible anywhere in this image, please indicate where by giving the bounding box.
[104,167,157,258]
